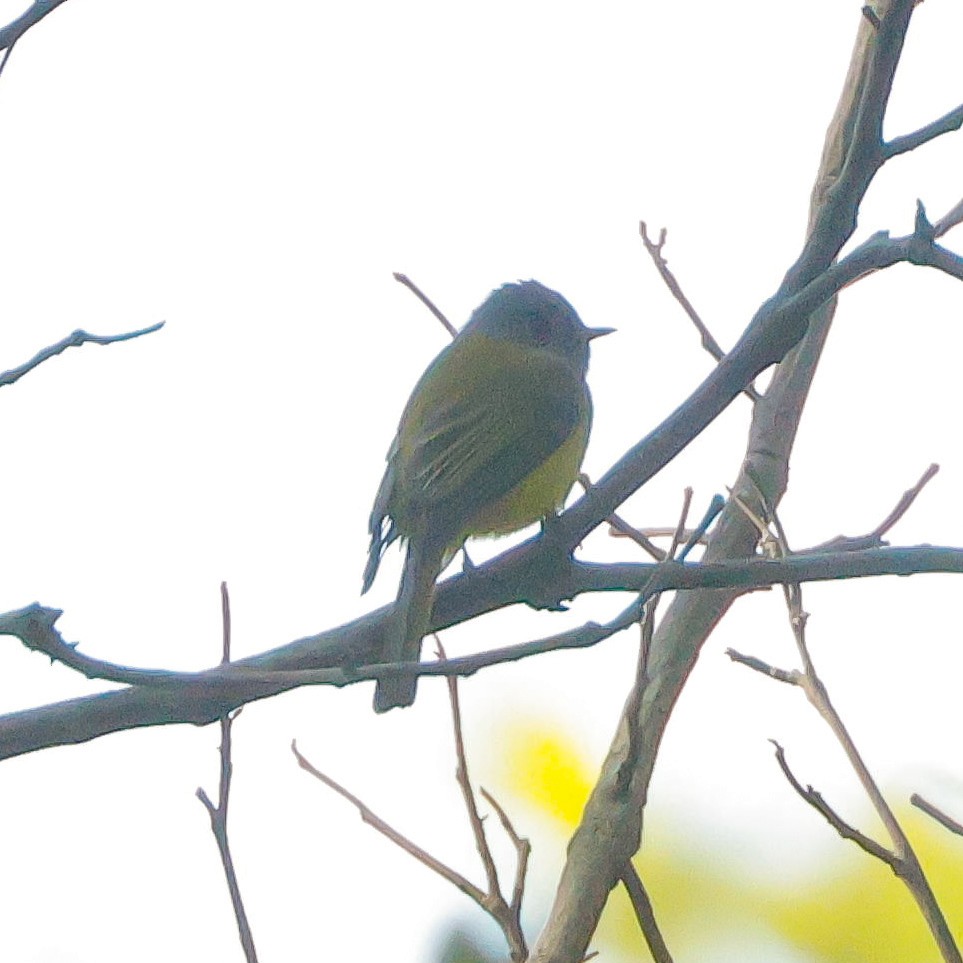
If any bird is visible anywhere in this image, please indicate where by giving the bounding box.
[362,280,611,711]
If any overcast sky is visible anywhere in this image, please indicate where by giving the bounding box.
[0,2,961,961]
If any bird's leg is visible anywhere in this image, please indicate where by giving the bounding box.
[520,511,572,612]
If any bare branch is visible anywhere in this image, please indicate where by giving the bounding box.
[0,0,71,52]
[738,503,962,963]
[558,207,963,554]
[883,103,963,159]
[639,222,760,402]
[3,538,963,761]
[934,199,963,239]
[620,863,674,963]
[0,322,165,389]
[11,545,961,701]
[911,795,963,838]
[392,272,458,338]
[297,640,532,960]
[479,788,531,918]
[438,637,528,961]
[0,36,16,79]
[725,648,798,685]
[618,488,693,794]
[530,4,957,960]
[808,463,939,553]
[292,740,487,904]
[196,584,257,963]
[769,741,897,867]
[579,473,666,561]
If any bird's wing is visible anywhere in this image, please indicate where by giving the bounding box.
[398,342,586,529]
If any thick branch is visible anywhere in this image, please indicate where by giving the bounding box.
[0,0,71,50]
[555,210,961,552]
[530,3,940,959]
[0,544,962,760]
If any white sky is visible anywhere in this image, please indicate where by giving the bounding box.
[0,1,961,961]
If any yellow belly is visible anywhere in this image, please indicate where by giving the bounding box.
[465,416,589,537]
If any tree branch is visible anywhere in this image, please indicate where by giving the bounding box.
[0,0,72,52]
[0,542,961,760]
[638,222,761,403]
[529,3,946,958]
[769,741,897,867]
[0,322,165,388]
[195,583,258,963]
[620,862,674,963]
[732,502,962,963]
[883,102,963,159]
[293,740,490,905]
[556,200,961,552]
[911,795,963,838]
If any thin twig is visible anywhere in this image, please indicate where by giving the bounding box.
[479,787,531,918]
[580,473,666,561]
[0,36,16,80]
[295,646,531,962]
[732,495,962,963]
[604,517,669,561]
[440,635,500,895]
[618,489,693,795]
[725,648,797,685]
[196,583,258,963]
[0,322,165,388]
[438,636,528,960]
[620,863,675,963]
[393,272,458,337]
[933,199,963,239]
[911,795,963,838]
[677,494,726,563]
[293,740,488,904]
[866,463,939,539]
[807,463,939,553]
[770,741,896,866]
[639,221,761,402]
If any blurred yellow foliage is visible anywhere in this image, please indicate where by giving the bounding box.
[499,720,593,827]
[770,808,963,962]
[496,718,963,962]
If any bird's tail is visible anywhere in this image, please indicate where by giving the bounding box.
[373,537,446,712]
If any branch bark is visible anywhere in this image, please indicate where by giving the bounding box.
[0,0,72,51]
[529,3,936,960]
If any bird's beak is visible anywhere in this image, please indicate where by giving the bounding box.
[587,326,615,340]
